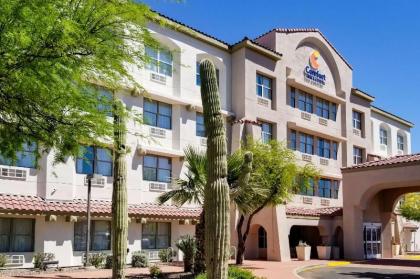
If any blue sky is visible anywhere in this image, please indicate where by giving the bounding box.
[141,0,420,152]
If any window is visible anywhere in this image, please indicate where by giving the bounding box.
[318,138,331,158]
[0,218,34,252]
[258,227,267,249]
[290,130,297,150]
[299,133,314,155]
[298,91,313,113]
[332,142,338,160]
[331,103,337,121]
[97,88,113,116]
[380,128,388,145]
[290,87,296,107]
[353,146,363,165]
[196,62,219,86]
[145,46,172,77]
[76,146,113,176]
[332,180,340,199]
[397,134,405,151]
[196,113,206,137]
[74,220,111,251]
[316,99,330,119]
[300,178,314,196]
[144,100,172,130]
[353,111,362,130]
[256,74,272,100]
[0,142,37,169]
[318,179,332,198]
[261,122,273,144]
[141,222,171,249]
[143,155,171,183]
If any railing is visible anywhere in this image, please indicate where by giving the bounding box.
[5,255,25,266]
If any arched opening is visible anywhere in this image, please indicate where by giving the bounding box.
[333,226,344,259]
[289,225,322,259]
[244,224,268,260]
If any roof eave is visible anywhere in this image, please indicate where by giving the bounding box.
[371,106,414,128]
[231,39,282,61]
[351,88,375,102]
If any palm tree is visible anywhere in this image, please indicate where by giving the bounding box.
[157,145,245,273]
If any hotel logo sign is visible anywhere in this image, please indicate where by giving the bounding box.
[304,50,326,87]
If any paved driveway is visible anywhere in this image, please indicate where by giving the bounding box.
[299,266,420,279]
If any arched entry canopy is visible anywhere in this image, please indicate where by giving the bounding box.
[342,154,420,260]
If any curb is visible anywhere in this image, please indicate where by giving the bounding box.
[293,264,325,279]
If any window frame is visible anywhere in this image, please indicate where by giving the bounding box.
[143,100,172,130]
[380,128,388,145]
[317,138,331,159]
[318,178,332,198]
[196,113,206,137]
[76,146,113,177]
[196,62,219,86]
[298,91,313,113]
[145,46,173,77]
[353,110,362,130]
[0,218,35,253]
[260,122,273,144]
[0,143,37,169]
[353,146,363,165]
[141,222,171,250]
[143,155,172,183]
[73,220,111,251]
[290,130,297,150]
[316,98,330,119]
[299,133,314,155]
[300,178,314,196]
[258,227,267,249]
[256,74,273,100]
[397,134,405,151]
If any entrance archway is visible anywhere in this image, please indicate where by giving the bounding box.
[333,226,344,259]
[289,225,322,259]
[245,224,268,260]
[342,155,420,260]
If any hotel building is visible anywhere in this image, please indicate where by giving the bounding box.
[0,12,414,267]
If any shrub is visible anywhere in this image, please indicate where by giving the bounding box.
[131,251,149,267]
[149,264,162,279]
[158,248,176,263]
[0,254,7,267]
[195,266,258,279]
[105,255,113,269]
[33,252,55,269]
[176,235,197,272]
[88,253,106,268]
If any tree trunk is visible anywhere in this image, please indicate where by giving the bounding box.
[112,100,128,279]
[194,210,206,274]
[200,59,230,279]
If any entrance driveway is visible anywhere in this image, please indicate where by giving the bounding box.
[299,266,420,279]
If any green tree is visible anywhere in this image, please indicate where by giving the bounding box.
[157,146,245,274]
[235,139,318,264]
[400,193,420,221]
[0,0,157,161]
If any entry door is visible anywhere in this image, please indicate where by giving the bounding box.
[363,223,382,259]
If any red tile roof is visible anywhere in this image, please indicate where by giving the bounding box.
[403,222,419,229]
[343,153,420,171]
[0,194,201,219]
[286,206,342,217]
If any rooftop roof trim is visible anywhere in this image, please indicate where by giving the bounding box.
[371,106,414,128]
[342,153,420,172]
[231,37,283,60]
[351,88,375,102]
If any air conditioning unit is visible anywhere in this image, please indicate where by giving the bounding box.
[397,150,404,155]
[200,137,207,146]
[150,127,166,138]
[146,250,160,261]
[257,97,270,108]
[150,73,166,84]
[302,197,313,204]
[301,112,311,121]
[149,182,167,192]
[84,176,106,187]
[318,118,328,126]
[320,158,329,166]
[0,167,27,180]
[5,255,25,266]
[353,128,361,136]
[301,154,312,162]
[321,199,330,206]
[380,144,387,151]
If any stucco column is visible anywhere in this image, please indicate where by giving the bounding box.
[272,205,291,261]
[381,212,393,258]
[343,205,364,260]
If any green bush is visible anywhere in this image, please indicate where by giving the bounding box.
[33,252,55,269]
[105,255,113,269]
[131,251,149,267]
[149,264,162,279]
[176,235,196,272]
[158,248,175,263]
[88,253,106,268]
[195,266,258,279]
[0,254,7,267]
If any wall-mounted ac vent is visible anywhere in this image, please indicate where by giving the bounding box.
[301,112,311,121]
[0,167,27,180]
[149,182,167,192]
[301,154,312,162]
[150,127,166,138]
[321,199,330,206]
[84,176,106,187]
[302,197,313,204]
[200,137,207,146]
[320,158,329,166]
[397,150,404,155]
[318,118,328,126]
[257,97,270,108]
[150,73,166,84]
[353,128,361,137]
[5,255,25,266]
[380,144,387,151]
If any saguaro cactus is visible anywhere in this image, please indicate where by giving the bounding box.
[200,59,230,279]
[112,99,128,279]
